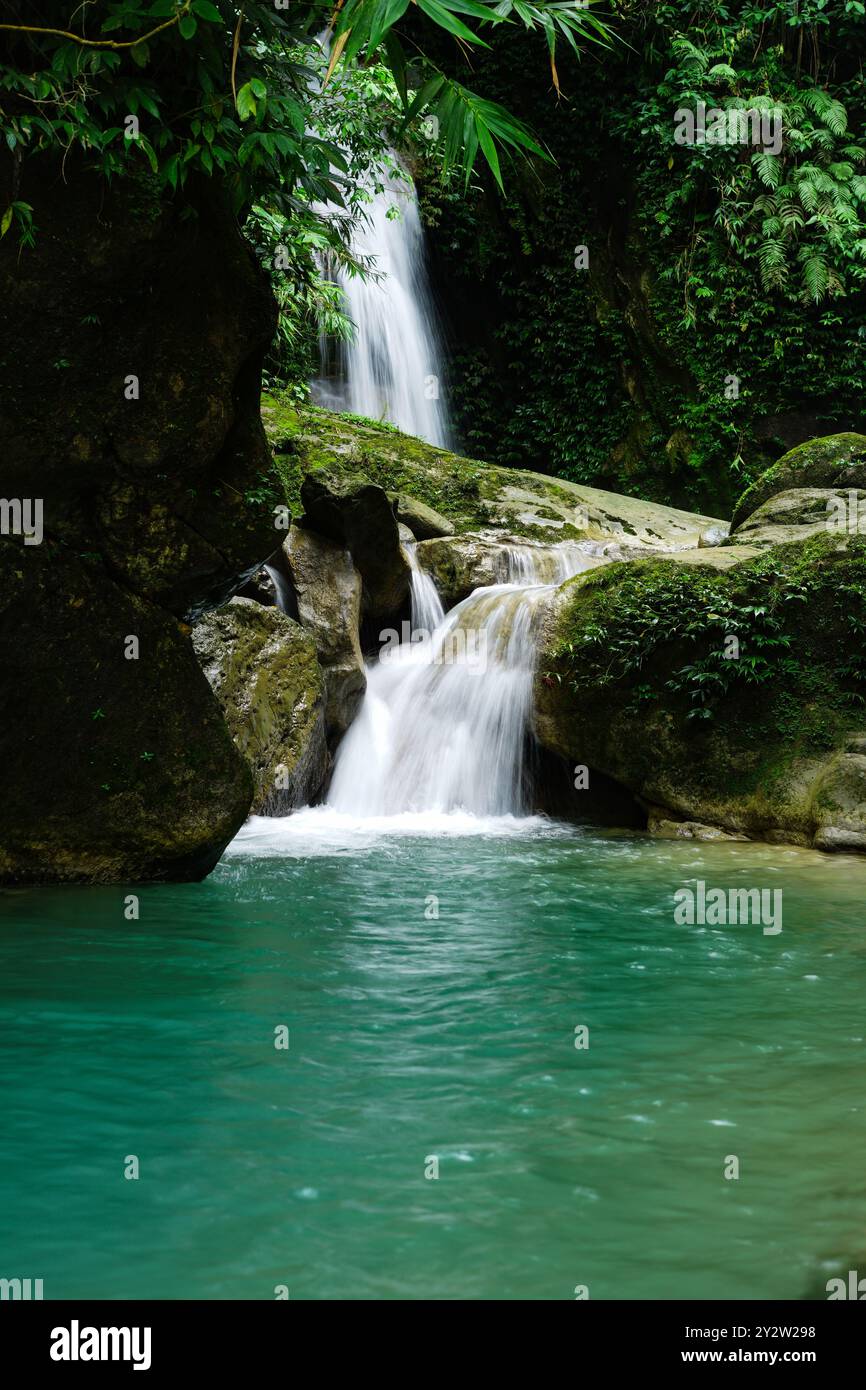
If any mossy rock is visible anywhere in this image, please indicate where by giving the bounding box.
[535,531,866,850]
[0,153,282,884]
[1,154,280,622]
[731,434,866,532]
[193,597,327,812]
[0,539,252,884]
[263,394,725,547]
[730,486,866,549]
[264,396,492,533]
[300,467,410,619]
[283,526,366,738]
[391,493,455,540]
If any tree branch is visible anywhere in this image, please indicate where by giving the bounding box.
[0,1,193,50]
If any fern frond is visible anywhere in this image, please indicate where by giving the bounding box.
[670,34,709,76]
[752,150,781,188]
[707,62,738,85]
[799,249,829,301]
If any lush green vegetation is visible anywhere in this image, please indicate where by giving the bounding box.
[423,1,866,510]
[0,0,611,392]
[549,533,866,749]
[4,3,864,514]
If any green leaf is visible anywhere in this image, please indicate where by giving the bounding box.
[137,136,158,174]
[368,0,411,52]
[476,116,503,190]
[236,82,257,122]
[178,14,198,40]
[416,0,490,47]
[0,206,12,239]
[402,76,446,130]
[192,0,224,20]
[383,32,408,108]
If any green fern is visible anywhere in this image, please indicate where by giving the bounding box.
[800,251,830,301]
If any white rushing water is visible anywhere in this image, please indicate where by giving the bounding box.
[311,162,453,448]
[255,543,602,846]
[328,583,546,818]
[405,541,445,633]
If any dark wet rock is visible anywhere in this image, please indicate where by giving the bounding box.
[193,598,327,812]
[0,540,251,883]
[0,154,279,882]
[300,468,410,620]
[283,527,366,739]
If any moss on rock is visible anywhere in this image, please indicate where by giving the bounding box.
[731,434,866,532]
[193,598,327,812]
[535,531,866,849]
[263,394,725,547]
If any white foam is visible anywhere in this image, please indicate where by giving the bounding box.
[225,808,572,858]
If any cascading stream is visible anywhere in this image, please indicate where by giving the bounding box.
[311,161,453,448]
[322,544,599,822]
[405,541,445,633]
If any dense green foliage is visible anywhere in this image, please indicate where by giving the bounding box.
[549,533,866,751]
[0,1,614,230]
[424,0,866,511]
[4,3,865,515]
[0,1,611,402]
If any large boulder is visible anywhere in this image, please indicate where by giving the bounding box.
[534,532,866,851]
[283,526,366,738]
[730,484,866,549]
[300,468,410,620]
[193,598,327,812]
[0,542,251,884]
[265,398,725,547]
[265,399,729,618]
[0,157,280,883]
[731,434,866,532]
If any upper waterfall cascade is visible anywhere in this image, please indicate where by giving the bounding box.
[311,162,453,448]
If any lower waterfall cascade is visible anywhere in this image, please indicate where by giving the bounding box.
[276,542,604,837]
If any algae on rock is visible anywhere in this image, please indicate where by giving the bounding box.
[193,598,327,813]
[731,434,866,531]
[535,532,866,851]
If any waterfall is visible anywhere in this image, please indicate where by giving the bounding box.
[317,543,599,824]
[327,583,547,819]
[497,544,591,586]
[311,162,453,448]
[263,563,296,617]
[405,542,445,633]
